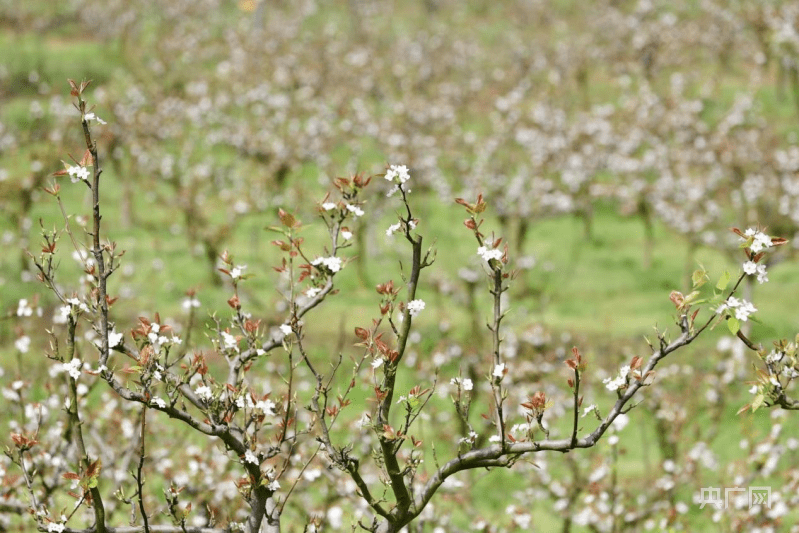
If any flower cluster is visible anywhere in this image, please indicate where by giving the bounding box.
[407,299,425,317]
[450,377,474,391]
[385,164,410,197]
[741,228,773,254]
[311,256,343,273]
[716,297,757,322]
[195,385,214,402]
[742,260,768,284]
[62,358,83,380]
[477,245,503,262]
[603,365,630,392]
[67,165,89,183]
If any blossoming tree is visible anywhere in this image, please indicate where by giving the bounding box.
[4,80,794,533]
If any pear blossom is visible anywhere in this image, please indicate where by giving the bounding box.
[151,397,167,409]
[493,363,507,380]
[741,228,773,253]
[450,377,473,391]
[386,222,402,237]
[345,204,364,217]
[53,304,70,324]
[47,523,65,533]
[311,256,343,273]
[407,299,425,317]
[230,264,247,280]
[603,365,630,391]
[67,165,90,183]
[108,330,123,348]
[255,399,276,416]
[306,287,322,298]
[182,297,201,310]
[14,335,30,353]
[322,202,337,211]
[477,246,503,262]
[385,164,410,184]
[458,430,479,444]
[221,331,239,351]
[279,324,292,336]
[63,358,82,380]
[16,299,33,317]
[195,385,213,402]
[716,297,757,322]
[244,450,259,465]
[83,112,106,125]
[340,229,353,240]
[756,264,768,284]
[267,479,280,491]
[385,164,410,197]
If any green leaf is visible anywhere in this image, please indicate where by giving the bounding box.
[727,316,740,335]
[716,270,730,291]
[751,392,765,412]
[692,267,708,288]
[683,290,700,304]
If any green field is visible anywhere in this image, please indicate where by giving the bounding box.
[2,1,799,532]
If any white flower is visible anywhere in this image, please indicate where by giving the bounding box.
[14,335,30,353]
[458,430,478,444]
[311,256,343,273]
[54,304,71,324]
[244,450,259,465]
[385,164,410,184]
[306,287,322,298]
[718,297,757,322]
[756,264,768,284]
[603,366,630,392]
[279,324,292,337]
[742,261,757,275]
[489,435,502,443]
[450,377,473,391]
[16,299,33,317]
[63,358,82,380]
[236,394,254,410]
[230,264,247,280]
[255,399,276,416]
[386,222,402,237]
[477,246,503,262]
[493,363,506,380]
[407,299,425,317]
[341,230,353,240]
[182,297,201,310]
[582,404,598,418]
[47,523,65,533]
[268,479,280,491]
[345,204,364,217]
[108,330,123,348]
[371,358,384,369]
[83,112,106,125]
[385,165,410,197]
[195,385,213,402]
[322,202,337,211]
[151,397,167,409]
[67,165,90,183]
[221,331,239,351]
[611,413,629,432]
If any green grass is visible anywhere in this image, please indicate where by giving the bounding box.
[3,2,799,531]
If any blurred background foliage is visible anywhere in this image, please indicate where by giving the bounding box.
[2,0,799,531]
